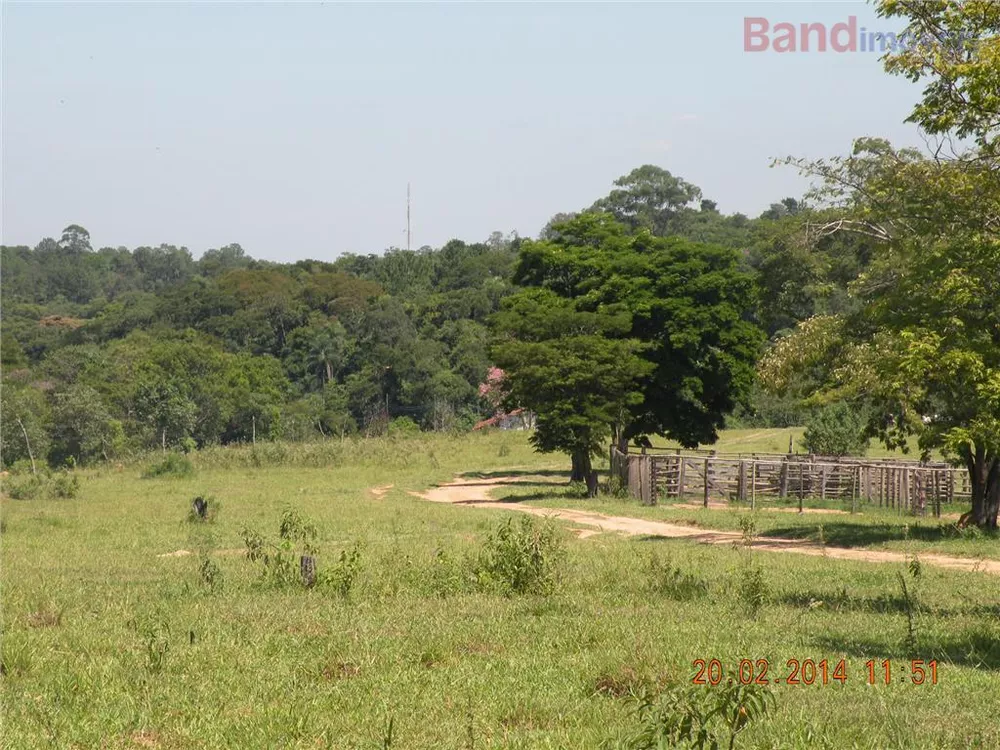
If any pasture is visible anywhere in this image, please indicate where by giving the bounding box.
[3,430,1000,749]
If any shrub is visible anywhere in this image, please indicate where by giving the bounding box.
[801,402,870,457]
[4,470,79,500]
[323,543,362,598]
[613,679,775,750]
[142,452,194,479]
[475,515,564,596]
[4,473,47,501]
[387,417,421,438]
[198,555,223,590]
[738,566,768,618]
[50,471,80,499]
[240,507,324,588]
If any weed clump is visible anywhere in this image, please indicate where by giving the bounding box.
[646,553,709,601]
[142,452,194,479]
[198,555,223,590]
[734,515,769,618]
[475,515,564,596]
[591,666,668,699]
[321,543,362,598]
[427,547,471,598]
[186,495,221,523]
[241,507,318,587]
[240,507,362,595]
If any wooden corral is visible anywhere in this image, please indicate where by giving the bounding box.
[609,446,970,516]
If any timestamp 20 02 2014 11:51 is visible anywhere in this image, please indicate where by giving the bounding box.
[692,658,939,686]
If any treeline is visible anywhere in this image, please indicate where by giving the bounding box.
[0,168,875,468]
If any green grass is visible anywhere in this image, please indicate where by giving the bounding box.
[3,430,1000,749]
[653,427,930,459]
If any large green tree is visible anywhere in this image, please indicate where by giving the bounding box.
[766,139,1000,526]
[492,213,761,477]
[759,0,1000,525]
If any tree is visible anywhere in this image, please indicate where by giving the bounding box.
[878,0,1000,154]
[591,165,702,236]
[59,224,92,253]
[767,139,1000,526]
[492,213,761,477]
[802,402,870,457]
[198,243,250,277]
[0,385,51,471]
[283,316,350,390]
[49,384,125,464]
[491,288,652,480]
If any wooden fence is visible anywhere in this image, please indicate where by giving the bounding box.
[609,447,970,516]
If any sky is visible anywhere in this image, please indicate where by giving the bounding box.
[2,1,928,262]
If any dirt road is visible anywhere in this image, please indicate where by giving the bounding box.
[408,475,1000,576]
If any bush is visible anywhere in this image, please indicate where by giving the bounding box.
[387,417,421,438]
[49,471,80,499]
[142,452,195,479]
[4,470,79,500]
[801,402,869,457]
[613,679,775,750]
[475,515,564,596]
[4,473,47,501]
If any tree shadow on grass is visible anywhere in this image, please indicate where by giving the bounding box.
[458,469,569,480]
[490,489,584,504]
[778,589,912,615]
[760,521,999,548]
[812,630,1000,671]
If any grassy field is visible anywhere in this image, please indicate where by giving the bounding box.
[654,427,929,459]
[3,430,1000,749]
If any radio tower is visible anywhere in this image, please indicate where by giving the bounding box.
[406,182,411,251]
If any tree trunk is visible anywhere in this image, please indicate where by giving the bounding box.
[325,359,334,384]
[16,418,36,476]
[965,445,1000,529]
[570,450,592,483]
[610,423,628,455]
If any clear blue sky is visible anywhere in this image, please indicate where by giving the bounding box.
[2,1,925,262]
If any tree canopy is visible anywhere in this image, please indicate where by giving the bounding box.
[491,212,762,477]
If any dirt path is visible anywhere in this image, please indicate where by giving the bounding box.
[407,476,1000,576]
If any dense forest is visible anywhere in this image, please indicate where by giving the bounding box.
[0,166,877,470]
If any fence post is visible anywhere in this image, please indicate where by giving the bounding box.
[678,458,686,500]
[779,456,789,498]
[703,458,710,508]
[750,461,757,511]
[798,462,805,513]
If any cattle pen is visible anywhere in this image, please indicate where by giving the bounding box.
[609,445,971,516]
